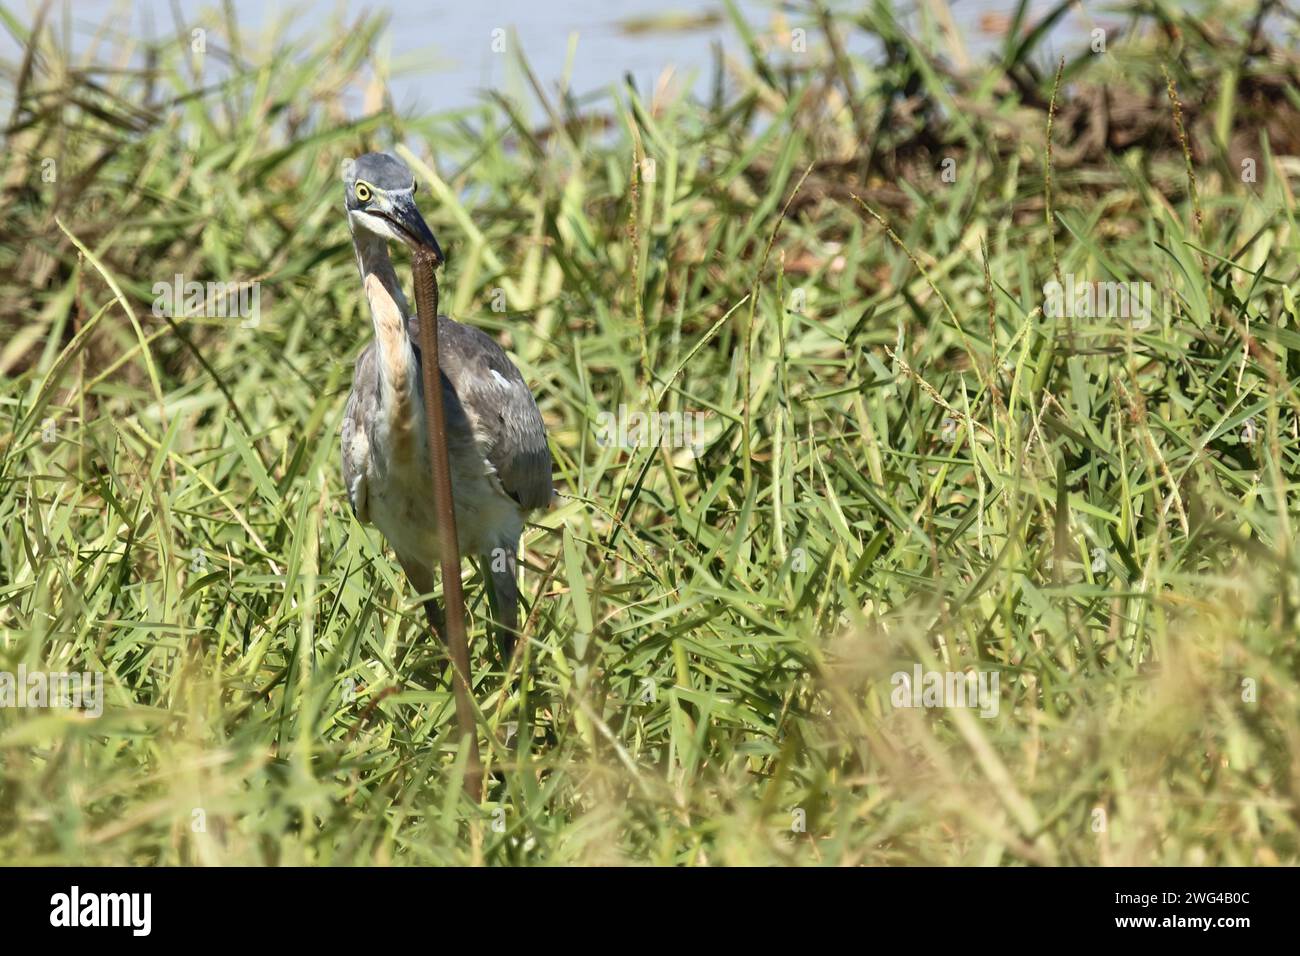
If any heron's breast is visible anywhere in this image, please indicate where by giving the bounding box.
[365,438,523,563]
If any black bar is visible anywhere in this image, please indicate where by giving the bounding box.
[0,867,1286,941]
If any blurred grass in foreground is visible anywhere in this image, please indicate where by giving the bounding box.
[1,0,1299,864]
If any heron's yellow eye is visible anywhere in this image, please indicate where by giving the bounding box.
[354,182,372,202]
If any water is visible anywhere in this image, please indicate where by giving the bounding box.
[3,1,1102,116]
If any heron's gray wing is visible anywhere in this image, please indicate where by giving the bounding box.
[340,342,377,523]
[407,314,553,512]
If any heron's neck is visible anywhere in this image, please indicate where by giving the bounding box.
[351,229,412,317]
[351,227,419,413]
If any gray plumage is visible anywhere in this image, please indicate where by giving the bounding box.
[338,152,551,659]
[342,314,552,520]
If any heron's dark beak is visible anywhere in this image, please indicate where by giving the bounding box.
[390,192,444,264]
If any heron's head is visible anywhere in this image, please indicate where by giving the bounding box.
[342,152,443,263]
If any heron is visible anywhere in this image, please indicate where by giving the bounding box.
[338,152,552,662]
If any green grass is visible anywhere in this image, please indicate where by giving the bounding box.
[2,0,1299,865]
